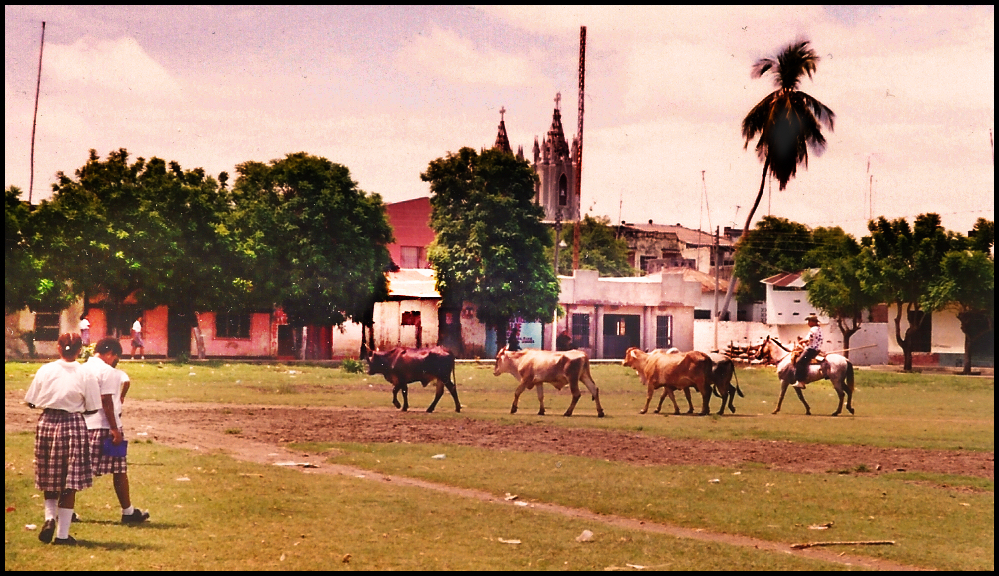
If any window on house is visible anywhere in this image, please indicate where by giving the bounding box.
[399,246,423,268]
[105,306,143,337]
[215,313,251,339]
[401,311,421,326]
[656,315,673,349]
[693,309,711,320]
[640,255,655,272]
[34,312,61,341]
[571,313,590,348]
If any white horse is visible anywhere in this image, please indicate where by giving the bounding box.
[756,336,855,416]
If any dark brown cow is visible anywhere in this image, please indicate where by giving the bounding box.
[493,348,605,417]
[707,352,743,414]
[367,346,460,413]
[622,347,713,415]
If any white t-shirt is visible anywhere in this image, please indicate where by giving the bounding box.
[115,368,130,424]
[82,356,123,430]
[79,318,91,331]
[132,320,142,334]
[25,359,101,413]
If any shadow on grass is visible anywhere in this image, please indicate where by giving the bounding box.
[73,519,189,531]
[57,539,160,551]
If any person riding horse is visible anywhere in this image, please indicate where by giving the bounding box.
[792,314,823,390]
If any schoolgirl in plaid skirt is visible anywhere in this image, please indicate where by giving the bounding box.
[35,409,94,491]
[24,333,101,545]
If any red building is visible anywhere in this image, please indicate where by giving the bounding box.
[385,197,434,269]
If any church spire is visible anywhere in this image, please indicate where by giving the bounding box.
[493,106,512,154]
[546,96,570,162]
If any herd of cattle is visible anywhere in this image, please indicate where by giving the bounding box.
[366,345,755,418]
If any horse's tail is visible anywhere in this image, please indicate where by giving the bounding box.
[846,361,855,392]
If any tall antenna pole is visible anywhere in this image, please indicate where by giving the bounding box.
[572,25,586,270]
[29,21,46,204]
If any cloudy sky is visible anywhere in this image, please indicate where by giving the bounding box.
[5,6,994,239]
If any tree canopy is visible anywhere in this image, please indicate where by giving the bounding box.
[860,213,957,371]
[229,152,394,328]
[550,214,636,277]
[805,230,880,356]
[6,186,74,315]
[923,219,994,374]
[423,147,559,342]
[732,216,815,303]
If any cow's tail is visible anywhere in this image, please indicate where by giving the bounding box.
[733,369,744,398]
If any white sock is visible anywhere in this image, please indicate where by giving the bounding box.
[44,499,58,521]
[122,506,135,515]
[56,508,74,539]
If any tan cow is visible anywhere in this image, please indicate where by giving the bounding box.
[622,347,713,415]
[493,348,605,418]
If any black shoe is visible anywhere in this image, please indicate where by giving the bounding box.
[38,519,55,543]
[72,512,80,523]
[122,509,150,524]
[53,535,77,545]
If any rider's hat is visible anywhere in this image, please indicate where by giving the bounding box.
[805,313,820,324]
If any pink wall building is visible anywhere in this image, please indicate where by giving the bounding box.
[385,197,434,269]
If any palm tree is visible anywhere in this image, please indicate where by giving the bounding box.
[719,40,835,319]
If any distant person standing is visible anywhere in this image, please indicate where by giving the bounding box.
[130,317,144,360]
[79,315,91,347]
[25,333,101,545]
[507,326,521,351]
[792,314,823,390]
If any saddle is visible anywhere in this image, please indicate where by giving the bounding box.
[791,345,827,378]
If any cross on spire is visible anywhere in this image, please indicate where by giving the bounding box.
[499,106,506,121]
[554,92,561,110]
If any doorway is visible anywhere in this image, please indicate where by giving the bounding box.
[602,314,640,359]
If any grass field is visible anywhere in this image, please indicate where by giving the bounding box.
[5,432,836,571]
[5,360,994,570]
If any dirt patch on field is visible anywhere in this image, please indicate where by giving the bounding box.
[7,394,991,481]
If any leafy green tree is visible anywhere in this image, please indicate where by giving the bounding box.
[805,230,880,357]
[229,152,393,355]
[550,214,636,277]
[732,216,814,303]
[28,150,245,359]
[720,39,835,317]
[924,224,994,374]
[31,149,174,336]
[7,187,42,314]
[130,160,244,359]
[423,147,559,350]
[860,213,955,371]
[968,217,994,254]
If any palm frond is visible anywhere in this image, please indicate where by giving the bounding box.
[750,58,776,79]
[797,91,836,131]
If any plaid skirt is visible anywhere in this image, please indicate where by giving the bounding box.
[90,428,127,476]
[34,410,93,493]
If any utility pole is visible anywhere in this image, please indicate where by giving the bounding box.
[572,25,586,270]
[29,21,46,204]
[713,226,720,351]
[552,207,563,351]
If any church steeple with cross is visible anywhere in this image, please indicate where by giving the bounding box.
[488,95,579,223]
[533,92,579,223]
[493,106,512,154]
